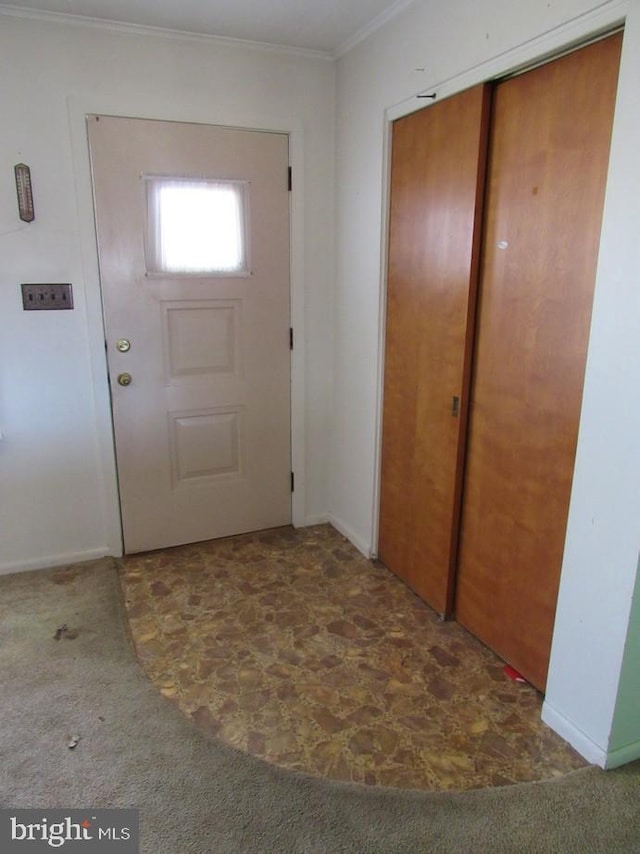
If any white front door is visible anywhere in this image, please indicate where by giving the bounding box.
[88,116,292,553]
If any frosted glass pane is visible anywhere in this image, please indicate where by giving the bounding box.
[146,178,248,275]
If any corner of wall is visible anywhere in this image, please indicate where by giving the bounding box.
[541,699,608,767]
[327,514,372,558]
[0,547,114,577]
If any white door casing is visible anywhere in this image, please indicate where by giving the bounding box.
[88,115,292,553]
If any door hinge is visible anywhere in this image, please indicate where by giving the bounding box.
[288,166,292,191]
[289,327,294,350]
[290,471,295,492]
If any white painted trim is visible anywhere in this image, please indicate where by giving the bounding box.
[66,102,124,562]
[66,94,309,552]
[369,114,395,559]
[605,739,640,769]
[370,0,630,558]
[0,3,333,61]
[542,700,608,767]
[299,513,330,527]
[334,0,417,59]
[288,130,308,531]
[328,514,372,558]
[0,548,112,577]
[386,0,628,122]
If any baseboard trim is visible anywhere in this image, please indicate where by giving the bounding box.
[327,515,372,558]
[0,548,112,577]
[605,738,640,769]
[541,699,608,767]
[297,513,330,527]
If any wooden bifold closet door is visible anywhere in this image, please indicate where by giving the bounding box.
[379,32,622,690]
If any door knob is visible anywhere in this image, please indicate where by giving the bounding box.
[117,372,132,387]
[115,338,131,352]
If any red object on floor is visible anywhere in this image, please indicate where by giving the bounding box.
[504,664,527,683]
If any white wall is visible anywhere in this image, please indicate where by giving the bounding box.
[332,0,640,766]
[0,14,335,572]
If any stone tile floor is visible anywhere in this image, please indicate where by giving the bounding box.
[119,524,586,790]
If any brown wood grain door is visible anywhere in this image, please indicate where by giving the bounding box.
[378,85,491,615]
[455,33,622,690]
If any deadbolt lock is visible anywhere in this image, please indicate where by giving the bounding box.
[116,338,131,352]
[117,372,132,387]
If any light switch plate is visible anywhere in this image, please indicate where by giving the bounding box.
[21,283,73,310]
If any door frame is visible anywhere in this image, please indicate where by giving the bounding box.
[68,96,309,556]
[371,2,628,559]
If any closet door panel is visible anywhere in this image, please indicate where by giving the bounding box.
[379,84,491,614]
[455,33,622,689]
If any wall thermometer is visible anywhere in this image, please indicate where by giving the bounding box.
[14,163,35,223]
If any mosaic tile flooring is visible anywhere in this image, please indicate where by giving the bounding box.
[119,524,586,791]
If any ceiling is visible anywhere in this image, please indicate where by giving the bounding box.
[0,0,410,54]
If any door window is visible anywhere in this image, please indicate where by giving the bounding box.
[145,177,249,276]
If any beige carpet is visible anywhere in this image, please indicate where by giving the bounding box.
[1,558,638,853]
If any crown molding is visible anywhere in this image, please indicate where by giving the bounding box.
[0,3,334,61]
[334,0,416,58]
